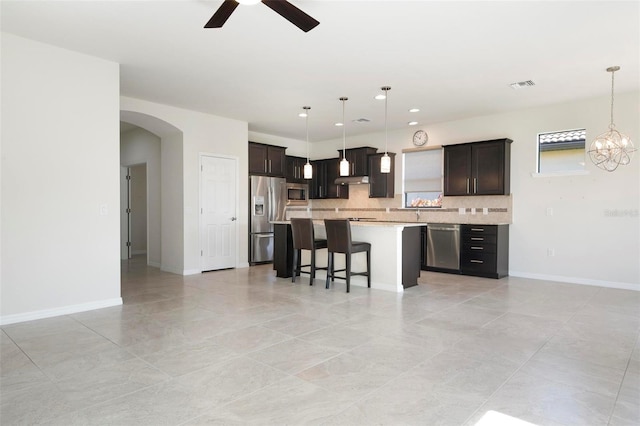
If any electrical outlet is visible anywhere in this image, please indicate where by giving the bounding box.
[99,204,109,216]
[483,207,489,215]
[471,208,476,215]
[546,207,553,216]
[386,207,390,213]
[547,248,555,257]
[459,207,466,215]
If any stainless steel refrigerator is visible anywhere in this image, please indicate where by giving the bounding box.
[250,175,286,264]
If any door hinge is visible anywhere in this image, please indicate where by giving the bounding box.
[201,250,203,256]
[126,208,132,213]
[126,175,131,180]
[126,241,131,247]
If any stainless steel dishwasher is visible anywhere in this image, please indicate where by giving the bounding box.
[426,224,461,272]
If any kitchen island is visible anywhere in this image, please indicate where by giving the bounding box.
[273,220,422,293]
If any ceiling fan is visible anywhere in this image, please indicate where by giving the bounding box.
[205,0,320,32]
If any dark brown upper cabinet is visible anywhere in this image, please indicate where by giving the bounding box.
[249,142,286,177]
[368,152,395,198]
[285,155,308,183]
[443,139,512,196]
[337,147,378,176]
[309,159,348,200]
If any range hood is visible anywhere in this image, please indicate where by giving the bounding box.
[334,176,369,185]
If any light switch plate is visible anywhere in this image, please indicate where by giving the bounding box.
[458,207,466,215]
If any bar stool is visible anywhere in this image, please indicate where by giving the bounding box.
[290,218,328,286]
[324,219,371,293]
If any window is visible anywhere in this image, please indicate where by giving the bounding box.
[403,148,443,208]
[537,129,586,173]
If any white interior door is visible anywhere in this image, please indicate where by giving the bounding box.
[200,155,237,271]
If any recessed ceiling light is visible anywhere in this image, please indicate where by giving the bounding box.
[375,94,386,100]
[335,122,344,127]
[409,108,420,113]
[408,121,418,126]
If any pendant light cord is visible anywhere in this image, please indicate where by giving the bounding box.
[305,109,310,162]
[342,98,346,157]
[383,87,390,154]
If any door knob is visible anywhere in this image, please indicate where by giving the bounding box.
[231,217,237,221]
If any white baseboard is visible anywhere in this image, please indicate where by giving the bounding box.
[0,298,123,326]
[131,250,147,255]
[237,262,250,269]
[148,261,161,268]
[182,269,201,276]
[508,271,640,291]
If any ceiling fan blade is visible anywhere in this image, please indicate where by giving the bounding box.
[262,0,320,32]
[204,0,240,28]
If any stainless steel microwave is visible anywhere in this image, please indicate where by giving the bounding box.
[284,183,309,206]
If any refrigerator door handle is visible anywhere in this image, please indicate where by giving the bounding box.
[267,185,273,222]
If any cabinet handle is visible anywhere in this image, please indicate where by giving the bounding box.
[471,228,484,232]
[470,260,484,264]
[474,178,477,194]
[264,159,268,173]
[471,246,483,250]
[466,178,470,194]
[471,237,484,241]
[269,159,272,173]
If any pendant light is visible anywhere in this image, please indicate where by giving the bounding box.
[380,86,391,173]
[302,106,313,179]
[339,97,350,176]
[588,66,636,172]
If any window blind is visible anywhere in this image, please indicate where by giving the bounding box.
[403,149,443,192]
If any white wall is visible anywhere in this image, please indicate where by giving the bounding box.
[120,127,161,266]
[121,97,250,273]
[311,92,640,289]
[1,34,121,323]
[249,131,307,158]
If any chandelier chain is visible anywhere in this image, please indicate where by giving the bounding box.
[610,69,615,129]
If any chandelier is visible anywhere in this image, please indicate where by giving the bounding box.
[587,66,636,172]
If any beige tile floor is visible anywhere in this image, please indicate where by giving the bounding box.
[1,256,638,425]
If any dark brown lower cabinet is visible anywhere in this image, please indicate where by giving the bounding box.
[460,224,509,278]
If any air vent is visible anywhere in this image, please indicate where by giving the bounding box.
[509,80,535,89]
[352,118,371,123]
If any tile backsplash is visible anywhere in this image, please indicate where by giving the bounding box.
[287,185,512,224]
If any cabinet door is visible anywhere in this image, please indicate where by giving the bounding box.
[472,141,508,195]
[249,143,268,175]
[267,146,286,177]
[325,159,348,199]
[286,156,307,182]
[368,153,395,198]
[310,160,326,199]
[443,144,471,196]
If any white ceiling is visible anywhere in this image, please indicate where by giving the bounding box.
[2,1,638,142]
